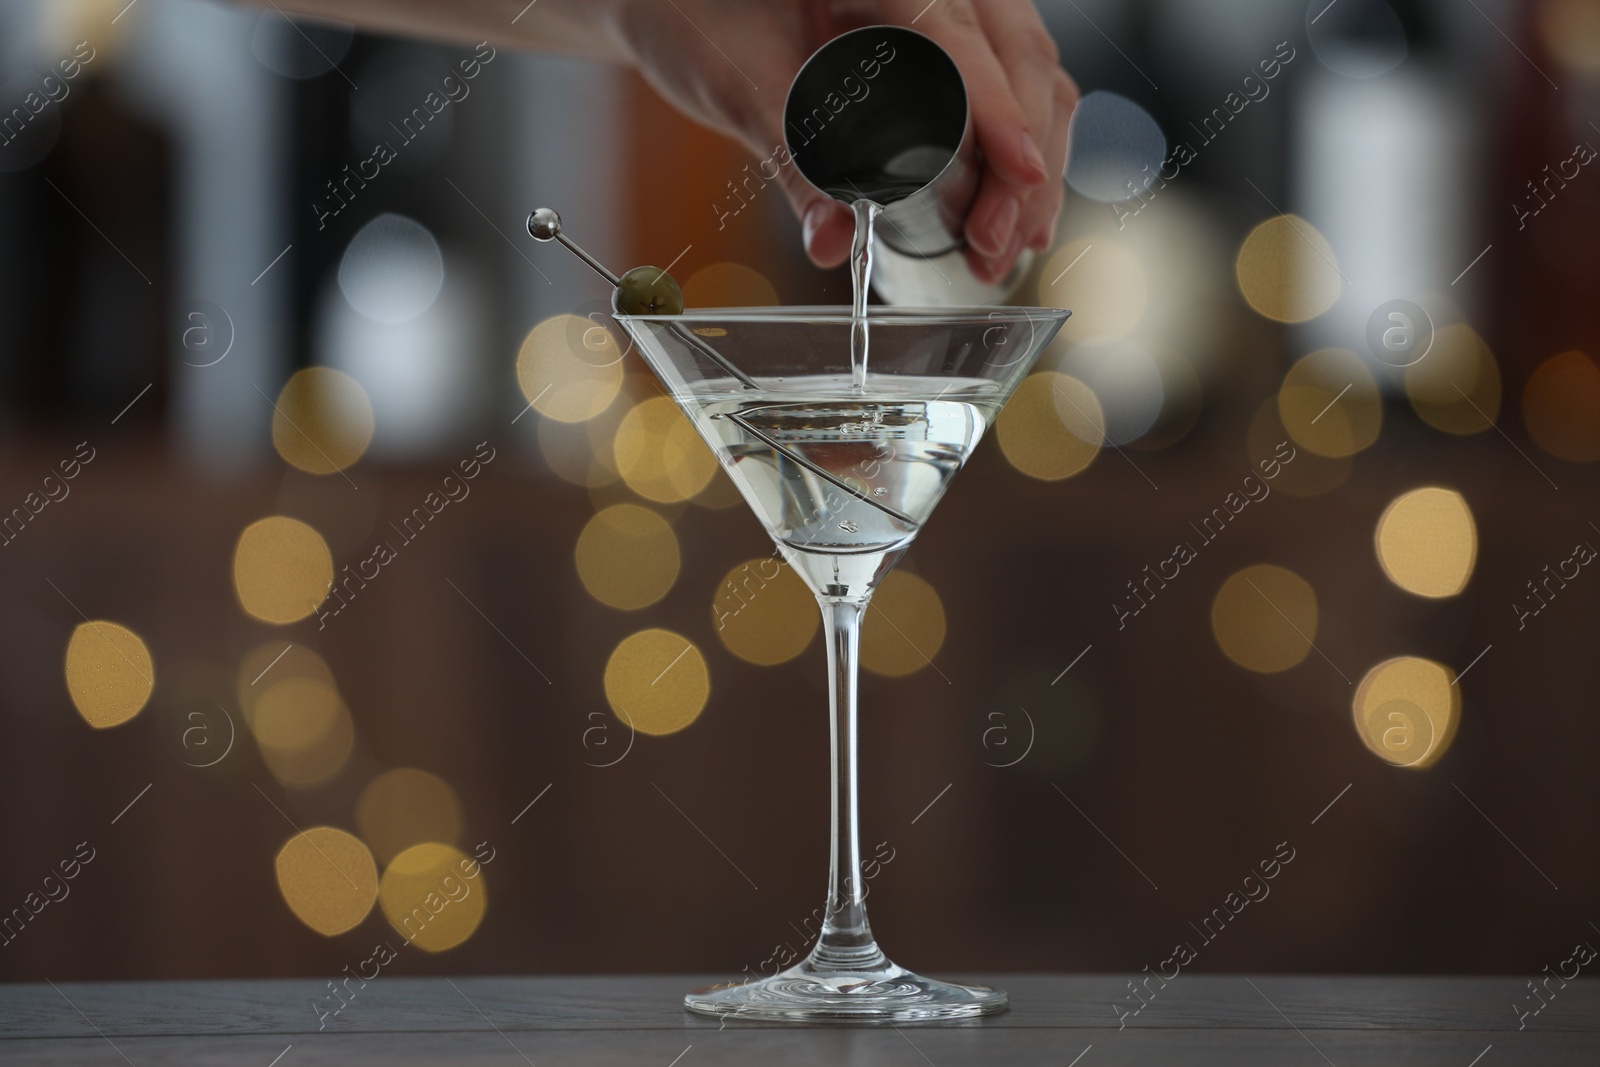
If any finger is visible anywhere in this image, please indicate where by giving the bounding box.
[974,1,1076,252]
[964,229,1024,285]
[881,0,1048,258]
[1022,70,1075,251]
[1024,79,1075,252]
[772,162,856,268]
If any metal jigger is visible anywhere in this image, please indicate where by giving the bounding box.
[526,208,759,389]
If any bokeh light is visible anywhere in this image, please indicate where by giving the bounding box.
[1037,239,1146,344]
[603,629,710,735]
[1278,347,1382,457]
[996,372,1104,481]
[517,313,624,423]
[1063,90,1166,202]
[356,768,464,866]
[64,621,154,729]
[1523,349,1600,461]
[274,827,378,937]
[379,842,486,952]
[1247,398,1351,498]
[338,213,444,324]
[1375,487,1477,598]
[1060,339,1165,445]
[1538,0,1600,75]
[613,396,718,503]
[712,558,818,666]
[233,517,333,625]
[237,642,333,727]
[253,677,355,788]
[1211,565,1319,673]
[862,571,946,678]
[1236,214,1343,323]
[683,262,779,307]
[271,367,375,475]
[1306,0,1409,79]
[1405,323,1500,434]
[1353,656,1459,768]
[575,504,681,611]
[537,391,630,488]
[692,467,746,510]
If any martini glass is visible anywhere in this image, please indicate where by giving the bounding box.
[615,305,1068,1021]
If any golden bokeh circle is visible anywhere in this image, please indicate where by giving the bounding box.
[613,395,718,503]
[538,391,631,488]
[683,261,779,307]
[1405,323,1500,434]
[1362,698,1436,768]
[862,571,946,678]
[233,517,333,625]
[692,468,746,510]
[271,368,374,475]
[274,826,379,936]
[1374,487,1477,598]
[64,621,154,729]
[1353,656,1459,769]
[996,372,1104,481]
[1278,348,1381,458]
[516,313,624,423]
[356,768,464,867]
[574,504,681,611]
[236,642,333,728]
[1246,397,1350,498]
[379,842,487,952]
[1523,349,1600,461]
[712,558,818,666]
[1211,565,1319,674]
[603,629,710,736]
[1539,0,1600,75]
[1037,239,1146,343]
[1235,214,1343,323]
[254,677,355,787]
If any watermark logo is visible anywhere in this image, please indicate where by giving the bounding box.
[180,703,236,768]
[581,709,634,768]
[178,300,235,368]
[1364,299,1433,368]
[980,706,1036,768]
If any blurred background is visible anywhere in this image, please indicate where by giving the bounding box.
[1,0,1598,986]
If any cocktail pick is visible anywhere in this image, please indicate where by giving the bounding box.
[527,208,619,285]
[526,207,760,389]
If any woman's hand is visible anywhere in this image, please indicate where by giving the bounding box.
[611,0,1076,282]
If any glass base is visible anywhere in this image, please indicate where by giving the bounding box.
[686,959,1007,1022]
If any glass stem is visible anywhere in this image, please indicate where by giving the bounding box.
[808,595,887,972]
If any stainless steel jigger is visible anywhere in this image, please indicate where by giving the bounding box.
[784,26,1034,304]
[525,208,759,389]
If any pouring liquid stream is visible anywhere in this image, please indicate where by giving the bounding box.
[848,199,881,392]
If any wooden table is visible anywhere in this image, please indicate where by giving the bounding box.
[2,975,1594,1064]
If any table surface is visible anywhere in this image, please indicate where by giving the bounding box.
[2,974,1595,1065]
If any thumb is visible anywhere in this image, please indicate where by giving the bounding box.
[770,147,854,269]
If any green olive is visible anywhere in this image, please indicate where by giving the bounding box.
[613,265,684,315]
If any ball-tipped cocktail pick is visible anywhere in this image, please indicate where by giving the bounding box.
[527,207,619,285]
[527,207,685,316]
[525,207,759,388]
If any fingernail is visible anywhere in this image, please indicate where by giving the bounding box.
[995,232,1024,279]
[802,201,830,251]
[1020,132,1049,180]
[980,197,1020,256]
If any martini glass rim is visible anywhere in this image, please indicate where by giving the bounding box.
[616,304,1070,325]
